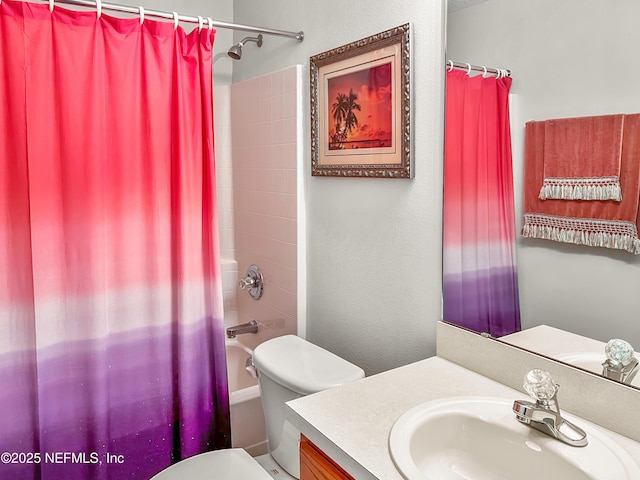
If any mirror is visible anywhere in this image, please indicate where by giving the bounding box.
[445,1,640,390]
[499,325,639,388]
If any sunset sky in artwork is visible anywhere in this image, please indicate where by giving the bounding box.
[327,61,392,145]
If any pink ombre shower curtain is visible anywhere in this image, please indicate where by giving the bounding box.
[443,69,521,337]
[0,1,230,479]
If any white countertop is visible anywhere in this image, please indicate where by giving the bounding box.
[501,325,607,358]
[285,356,640,480]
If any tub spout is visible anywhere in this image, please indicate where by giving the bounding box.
[226,320,259,339]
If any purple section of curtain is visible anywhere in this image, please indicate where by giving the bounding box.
[443,267,521,337]
[0,321,230,480]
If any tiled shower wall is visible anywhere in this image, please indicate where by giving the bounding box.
[231,66,300,347]
[215,66,300,343]
[214,85,240,327]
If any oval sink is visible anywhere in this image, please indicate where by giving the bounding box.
[556,352,640,387]
[389,396,640,480]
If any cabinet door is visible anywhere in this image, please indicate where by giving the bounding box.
[299,435,355,480]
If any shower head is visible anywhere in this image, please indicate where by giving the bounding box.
[227,34,263,60]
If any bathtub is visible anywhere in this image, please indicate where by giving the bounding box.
[226,339,268,456]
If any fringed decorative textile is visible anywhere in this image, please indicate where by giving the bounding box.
[538,114,624,201]
[539,176,622,201]
[522,214,640,254]
[522,114,640,254]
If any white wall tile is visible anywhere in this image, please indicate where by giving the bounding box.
[270,70,284,96]
[230,67,299,340]
[283,67,296,94]
[284,91,296,119]
[271,94,285,121]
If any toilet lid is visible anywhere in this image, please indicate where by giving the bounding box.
[149,448,273,480]
[253,335,365,395]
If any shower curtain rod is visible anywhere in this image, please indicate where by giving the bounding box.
[447,60,511,78]
[31,0,305,40]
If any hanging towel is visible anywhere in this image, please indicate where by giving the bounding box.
[539,114,624,201]
[522,114,640,254]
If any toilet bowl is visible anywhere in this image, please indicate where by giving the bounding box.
[150,335,365,480]
[151,449,273,480]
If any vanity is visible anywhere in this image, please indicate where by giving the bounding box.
[286,322,640,479]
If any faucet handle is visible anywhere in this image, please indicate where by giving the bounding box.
[523,369,558,403]
[239,276,256,289]
[238,265,264,300]
[605,339,635,367]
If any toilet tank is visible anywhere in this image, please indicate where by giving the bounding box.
[252,335,365,479]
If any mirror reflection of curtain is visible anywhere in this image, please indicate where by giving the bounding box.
[443,69,521,337]
[0,2,230,479]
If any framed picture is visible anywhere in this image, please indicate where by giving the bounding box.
[310,24,411,178]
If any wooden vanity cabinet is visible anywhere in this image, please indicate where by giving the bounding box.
[299,435,355,480]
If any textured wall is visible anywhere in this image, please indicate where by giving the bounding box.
[231,1,447,375]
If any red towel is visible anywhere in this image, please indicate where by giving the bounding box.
[539,114,624,201]
[522,114,640,254]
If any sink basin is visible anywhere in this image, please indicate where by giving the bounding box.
[389,396,640,480]
[556,352,640,387]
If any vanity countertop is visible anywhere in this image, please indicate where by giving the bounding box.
[286,356,640,480]
[500,324,608,357]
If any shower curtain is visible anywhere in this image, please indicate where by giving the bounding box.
[443,69,521,337]
[0,2,230,479]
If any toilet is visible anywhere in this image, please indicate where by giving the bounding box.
[151,335,365,480]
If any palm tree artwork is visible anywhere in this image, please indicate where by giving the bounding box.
[330,89,361,149]
[326,62,393,151]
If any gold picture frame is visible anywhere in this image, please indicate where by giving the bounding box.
[310,24,412,178]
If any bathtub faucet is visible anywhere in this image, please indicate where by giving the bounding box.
[226,320,259,339]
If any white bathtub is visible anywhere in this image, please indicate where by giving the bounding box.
[226,339,268,456]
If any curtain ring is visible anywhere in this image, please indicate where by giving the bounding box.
[49,0,54,12]
[207,17,214,30]
[446,60,453,72]
[173,11,179,30]
[198,15,204,32]
[465,63,472,75]
[96,0,101,18]
[138,6,144,24]
[482,66,488,78]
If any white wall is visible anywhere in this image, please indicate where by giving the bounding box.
[447,0,640,347]
[232,1,447,375]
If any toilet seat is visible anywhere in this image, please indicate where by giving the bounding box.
[150,448,273,480]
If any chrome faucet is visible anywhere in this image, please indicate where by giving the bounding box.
[226,320,259,339]
[513,369,588,447]
[601,339,639,385]
[239,265,264,300]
